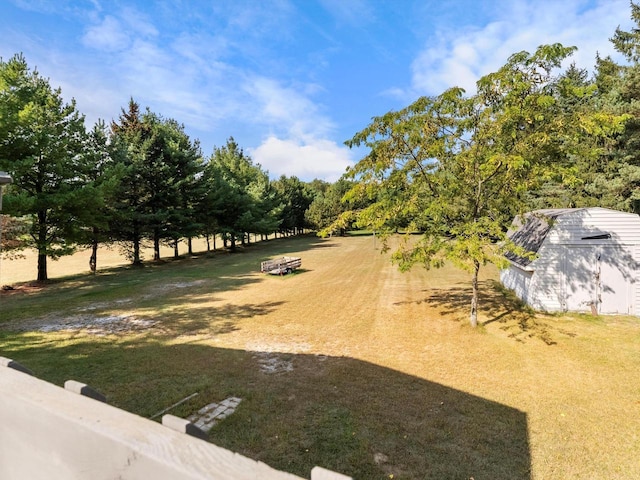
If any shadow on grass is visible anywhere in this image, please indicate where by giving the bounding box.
[151,301,287,336]
[0,235,329,326]
[1,336,531,480]
[398,279,561,345]
[220,233,336,256]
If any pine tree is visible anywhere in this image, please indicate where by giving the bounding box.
[0,54,95,281]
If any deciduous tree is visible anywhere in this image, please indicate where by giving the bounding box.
[343,44,626,327]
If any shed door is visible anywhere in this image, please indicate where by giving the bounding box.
[597,248,632,315]
[563,247,597,313]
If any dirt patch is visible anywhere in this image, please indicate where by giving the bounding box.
[6,313,156,335]
[77,299,133,311]
[245,341,311,374]
[253,352,294,374]
[0,284,46,295]
[149,280,206,294]
[244,341,311,353]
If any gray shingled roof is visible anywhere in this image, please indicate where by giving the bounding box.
[505,208,586,266]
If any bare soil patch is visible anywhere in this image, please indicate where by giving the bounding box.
[6,312,156,335]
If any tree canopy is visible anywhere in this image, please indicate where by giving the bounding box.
[341,44,628,326]
[204,137,280,250]
[0,54,98,281]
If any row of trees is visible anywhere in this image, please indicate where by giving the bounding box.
[0,55,352,281]
[330,5,640,326]
[7,5,639,319]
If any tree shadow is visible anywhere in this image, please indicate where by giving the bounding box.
[0,234,331,295]
[401,279,564,344]
[150,301,287,336]
[1,338,531,480]
[0,234,331,328]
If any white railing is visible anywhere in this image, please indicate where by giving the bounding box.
[0,358,350,480]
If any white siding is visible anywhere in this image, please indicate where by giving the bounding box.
[528,245,565,312]
[635,246,640,316]
[598,247,632,314]
[562,246,597,313]
[504,208,640,316]
[500,265,531,303]
[548,208,640,246]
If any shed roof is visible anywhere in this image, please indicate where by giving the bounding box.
[505,208,586,267]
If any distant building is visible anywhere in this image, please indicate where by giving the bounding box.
[501,208,640,316]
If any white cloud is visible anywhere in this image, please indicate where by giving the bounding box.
[245,76,332,138]
[80,13,354,181]
[82,15,130,51]
[82,7,158,53]
[250,136,353,181]
[244,75,354,180]
[119,6,158,38]
[410,0,633,96]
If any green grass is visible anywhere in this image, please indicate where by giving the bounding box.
[1,234,639,479]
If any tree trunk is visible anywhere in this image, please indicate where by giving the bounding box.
[37,216,48,281]
[206,234,211,251]
[188,237,193,255]
[470,260,480,328]
[37,251,47,282]
[89,237,98,274]
[132,222,142,266]
[213,234,216,250]
[173,239,179,258]
[153,230,160,261]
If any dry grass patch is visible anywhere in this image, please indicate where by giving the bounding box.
[1,234,639,479]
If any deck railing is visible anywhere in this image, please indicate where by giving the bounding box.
[0,357,350,480]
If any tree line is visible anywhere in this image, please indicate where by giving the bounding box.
[326,5,640,326]
[3,4,640,320]
[0,57,352,281]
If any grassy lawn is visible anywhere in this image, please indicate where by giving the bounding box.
[1,234,639,479]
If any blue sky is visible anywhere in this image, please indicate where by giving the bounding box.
[0,0,633,181]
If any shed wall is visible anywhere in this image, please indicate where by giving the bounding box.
[635,246,640,315]
[500,265,531,304]
[503,208,640,316]
[545,208,640,246]
[527,245,565,312]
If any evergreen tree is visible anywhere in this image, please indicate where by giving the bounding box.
[272,175,314,235]
[0,54,96,281]
[154,118,204,258]
[110,102,204,262]
[80,120,123,273]
[206,138,279,250]
[601,1,640,213]
[109,99,151,265]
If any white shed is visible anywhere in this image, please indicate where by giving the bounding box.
[501,207,640,315]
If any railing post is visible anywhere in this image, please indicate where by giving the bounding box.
[311,466,353,480]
